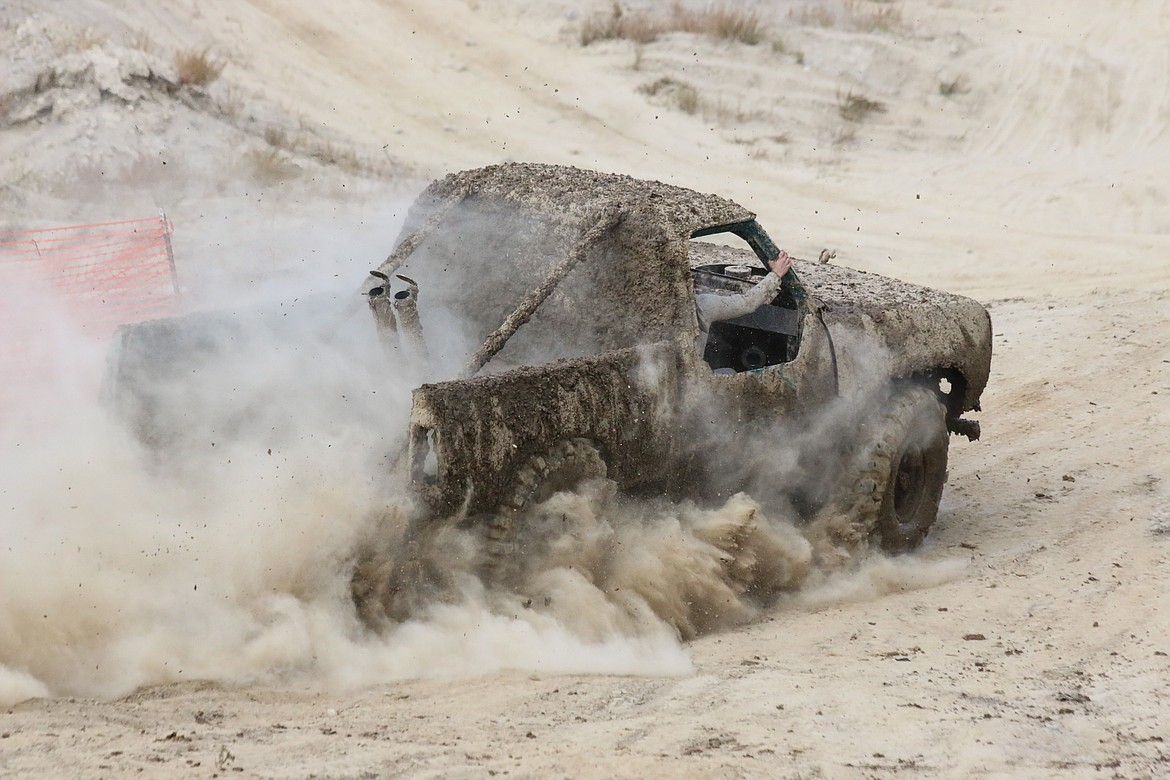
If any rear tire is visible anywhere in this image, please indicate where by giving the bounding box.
[483,438,609,582]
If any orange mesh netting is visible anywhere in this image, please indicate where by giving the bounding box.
[0,214,180,412]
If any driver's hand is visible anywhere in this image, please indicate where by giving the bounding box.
[769,250,792,278]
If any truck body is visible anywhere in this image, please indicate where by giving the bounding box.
[380,164,990,524]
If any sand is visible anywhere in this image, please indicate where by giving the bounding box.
[1,0,1168,777]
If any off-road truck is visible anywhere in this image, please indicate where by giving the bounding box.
[364,164,990,556]
[108,163,991,612]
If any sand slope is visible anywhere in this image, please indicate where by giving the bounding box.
[1,0,1168,776]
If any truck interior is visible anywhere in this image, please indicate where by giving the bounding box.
[689,220,804,374]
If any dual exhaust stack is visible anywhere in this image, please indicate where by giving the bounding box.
[367,270,425,356]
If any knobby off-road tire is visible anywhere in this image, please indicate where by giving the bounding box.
[483,438,608,583]
[847,384,949,553]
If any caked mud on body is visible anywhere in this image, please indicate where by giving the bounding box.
[108,163,993,633]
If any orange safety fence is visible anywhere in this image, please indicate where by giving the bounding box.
[0,214,181,415]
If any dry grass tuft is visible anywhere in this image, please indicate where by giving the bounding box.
[214,87,244,121]
[639,77,700,114]
[675,5,764,45]
[60,152,177,194]
[832,124,859,146]
[792,2,904,33]
[848,1,903,32]
[582,2,764,46]
[118,152,177,186]
[677,84,699,114]
[837,88,886,121]
[175,47,226,87]
[938,76,966,97]
[248,148,300,185]
[703,97,768,125]
[263,126,290,149]
[581,2,660,45]
[310,142,366,175]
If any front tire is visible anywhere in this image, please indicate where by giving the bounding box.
[853,385,949,553]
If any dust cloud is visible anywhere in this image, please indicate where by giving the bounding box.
[0,213,691,708]
[0,208,962,710]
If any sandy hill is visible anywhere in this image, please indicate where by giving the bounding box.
[5,0,1167,294]
[1,1,1168,777]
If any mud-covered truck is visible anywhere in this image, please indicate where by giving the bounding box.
[365,164,990,553]
[108,163,991,610]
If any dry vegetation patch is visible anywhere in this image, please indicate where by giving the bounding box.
[53,151,179,196]
[790,1,904,33]
[677,4,765,44]
[248,148,301,185]
[638,77,699,114]
[938,76,966,97]
[581,3,660,44]
[256,122,376,178]
[175,47,225,87]
[848,0,903,33]
[837,88,886,122]
[582,2,764,46]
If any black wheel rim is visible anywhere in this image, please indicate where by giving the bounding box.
[893,444,927,527]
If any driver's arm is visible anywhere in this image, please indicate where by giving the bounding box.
[696,251,790,331]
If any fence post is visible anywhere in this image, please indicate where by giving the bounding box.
[159,208,179,295]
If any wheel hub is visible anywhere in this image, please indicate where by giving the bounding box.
[893,444,927,524]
